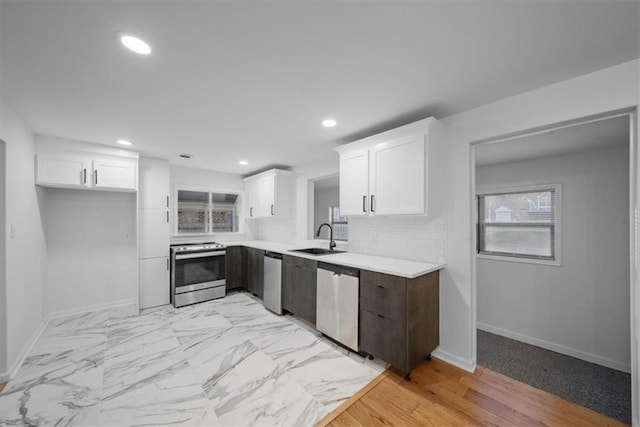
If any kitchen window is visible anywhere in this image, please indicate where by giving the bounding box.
[175,187,241,235]
[477,184,561,265]
[329,204,348,241]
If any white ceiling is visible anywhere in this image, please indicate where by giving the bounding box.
[475,115,630,167]
[1,1,638,174]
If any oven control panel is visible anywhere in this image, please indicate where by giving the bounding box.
[171,242,226,253]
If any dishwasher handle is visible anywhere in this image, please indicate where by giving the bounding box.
[318,262,359,278]
[264,251,283,259]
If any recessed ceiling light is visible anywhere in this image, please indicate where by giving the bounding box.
[179,154,192,159]
[120,34,152,55]
[322,119,337,128]
[239,160,249,166]
[116,139,133,146]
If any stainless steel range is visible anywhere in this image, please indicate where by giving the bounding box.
[170,242,226,308]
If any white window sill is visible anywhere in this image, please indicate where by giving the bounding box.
[476,253,561,267]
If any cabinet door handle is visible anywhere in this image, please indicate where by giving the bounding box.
[95,170,98,185]
[377,285,385,289]
[377,314,385,319]
[166,211,169,223]
[82,168,87,184]
[371,195,376,212]
[250,207,253,217]
[166,196,169,208]
[271,204,275,216]
[362,195,367,213]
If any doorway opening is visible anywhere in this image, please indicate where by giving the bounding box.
[472,113,633,423]
[311,174,347,242]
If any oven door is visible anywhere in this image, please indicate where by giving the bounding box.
[172,250,226,294]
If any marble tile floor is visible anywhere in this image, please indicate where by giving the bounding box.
[0,292,385,426]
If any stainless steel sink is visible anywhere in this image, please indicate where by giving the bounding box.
[289,248,346,256]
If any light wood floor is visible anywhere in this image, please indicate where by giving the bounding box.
[317,358,627,427]
[0,382,5,393]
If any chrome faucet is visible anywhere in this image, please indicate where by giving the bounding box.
[316,223,336,251]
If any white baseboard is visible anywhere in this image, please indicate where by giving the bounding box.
[48,298,138,320]
[6,299,138,382]
[478,322,631,373]
[432,347,476,373]
[8,314,50,379]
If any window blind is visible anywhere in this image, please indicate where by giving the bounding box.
[478,188,556,260]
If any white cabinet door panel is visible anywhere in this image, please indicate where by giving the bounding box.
[139,159,169,209]
[140,257,170,309]
[370,134,425,215]
[254,174,275,218]
[339,150,369,216]
[140,209,170,258]
[93,160,137,191]
[36,155,88,188]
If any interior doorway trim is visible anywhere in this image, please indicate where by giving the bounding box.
[0,139,6,381]
[468,108,638,423]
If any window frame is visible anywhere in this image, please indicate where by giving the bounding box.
[476,183,562,266]
[328,203,348,242]
[173,184,244,236]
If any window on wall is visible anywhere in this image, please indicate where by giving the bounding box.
[477,184,561,264]
[176,187,240,234]
[329,204,348,241]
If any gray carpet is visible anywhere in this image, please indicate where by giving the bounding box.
[477,329,631,424]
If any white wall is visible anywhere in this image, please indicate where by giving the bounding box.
[313,185,339,235]
[436,59,638,372]
[0,98,47,378]
[0,140,6,376]
[477,146,630,371]
[634,58,640,427]
[44,189,138,313]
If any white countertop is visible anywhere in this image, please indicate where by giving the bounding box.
[220,240,444,279]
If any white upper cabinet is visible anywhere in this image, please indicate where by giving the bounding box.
[254,173,276,217]
[36,154,89,188]
[339,150,369,215]
[36,152,137,192]
[139,158,170,209]
[243,169,295,219]
[369,134,425,215]
[336,117,444,217]
[92,159,137,191]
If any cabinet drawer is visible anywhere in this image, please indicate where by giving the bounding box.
[359,309,406,369]
[283,254,317,269]
[360,270,406,321]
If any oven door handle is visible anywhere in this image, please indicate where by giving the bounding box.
[175,251,226,260]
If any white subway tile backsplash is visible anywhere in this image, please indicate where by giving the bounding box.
[256,217,297,244]
[345,216,446,264]
[253,213,446,264]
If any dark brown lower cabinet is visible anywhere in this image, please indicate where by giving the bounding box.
[225,246,245,291]
[359,269,439,378]
[282,255,317,324]
[245,247,265,298]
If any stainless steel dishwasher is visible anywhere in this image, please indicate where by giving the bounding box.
[316,262,360,351]
[263,252,283,314]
